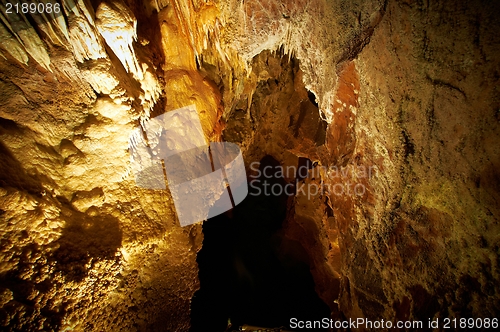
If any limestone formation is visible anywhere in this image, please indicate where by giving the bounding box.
[0,0,498,330]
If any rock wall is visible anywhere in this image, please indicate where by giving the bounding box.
[210,0,500,325]
[217,0,499,325]
[337,0,500,322]
[0,1,206,330]
[0,0,499,330]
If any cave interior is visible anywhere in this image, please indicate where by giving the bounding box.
[0,0,499,331]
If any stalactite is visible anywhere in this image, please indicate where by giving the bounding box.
[95,1,142,80]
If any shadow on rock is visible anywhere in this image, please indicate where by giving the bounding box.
[52,211,122,282]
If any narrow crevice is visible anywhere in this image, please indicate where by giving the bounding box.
[190,155,330,331]
[336,0,388,63]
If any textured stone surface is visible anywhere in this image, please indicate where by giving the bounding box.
[217,0,500,325]
[0,0,499,330]
[0,1,204,330]
[338,0,500,321]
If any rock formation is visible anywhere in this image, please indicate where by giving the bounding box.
[0,0,498,330]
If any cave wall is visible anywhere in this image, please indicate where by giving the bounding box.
[0,0,499,330]
[218,0,500,323]
[0,1,208,330]
[337,0,500,321]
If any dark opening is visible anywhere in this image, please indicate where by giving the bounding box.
[307,90,319,108]
[296,157,314,182]
[190,155,330,331]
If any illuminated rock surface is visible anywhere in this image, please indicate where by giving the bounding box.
[0,0,499,330]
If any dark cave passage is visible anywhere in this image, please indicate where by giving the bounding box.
[190,155,330,331]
